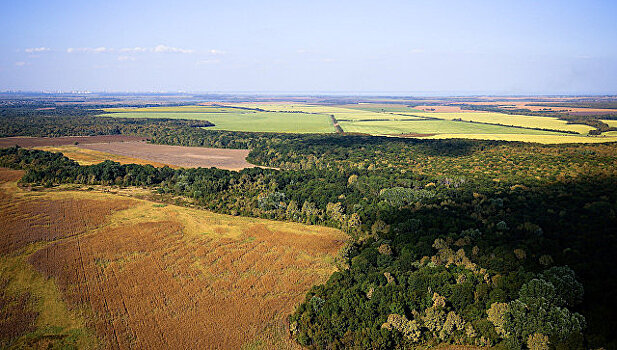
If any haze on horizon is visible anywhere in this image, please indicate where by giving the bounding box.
[1,0,616,95]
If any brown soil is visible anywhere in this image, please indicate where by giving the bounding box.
[0,135,147,148]
[78,141,257,170]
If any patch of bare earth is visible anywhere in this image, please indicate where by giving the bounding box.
[79,141,258,170]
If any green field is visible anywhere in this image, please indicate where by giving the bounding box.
[411,112,594,134]
[425,133,617,144]
[338,119,566,135]
[100,109,336,133]
[336,103,424,114]
[100,103,617,143]
[226,103,413,121]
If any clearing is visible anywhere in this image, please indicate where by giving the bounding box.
[0,168,345,349]
[77,141,257,170]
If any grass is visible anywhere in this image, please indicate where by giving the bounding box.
[0,251,97,349]
[601,119,617,128]
[225,103,410,121]
[338,119,566,136]
[0,167,344,349]
[101,108,336,133]
[34,145,174,167]
[410,112,595,134]
[102,103,609,143]
[335,103,424,114]
[423,133,617,144]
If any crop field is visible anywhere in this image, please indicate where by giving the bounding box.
[35,145,175,167]
[423,133,617,144]
[460,100,617,115]
[100,103,617,143]
[0,168,345,349]
[78,142,257,170]
[409,111,595,134]
[100,106,336,133]
[411,105,473,113]
[601,119,617,127]
[0,135,147,148]
[337,119,565,136]
[225,102,420,121]
[320,103,424,114]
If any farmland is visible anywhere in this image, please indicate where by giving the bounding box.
[0,167,345,349]
[2,96,617,349]
[0,135,147,148]
[337,119,563,136]
[77,142,257,170]
[101,107,336,133]
[34,145,174,167]
[100,102,617,144]
[408,112,595,134]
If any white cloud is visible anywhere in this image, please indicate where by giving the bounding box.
[153,45,194,54]
[14,61,27,66]
[65,45,196,55]
[410,48,425,54]
[119,47,149,53]
[208,49,225,55]
[117,56,136,61]
[25,47,50,53]
[67,47,109,53]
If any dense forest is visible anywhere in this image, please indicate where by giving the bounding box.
[1,105,617,349]
[0,105,212,137]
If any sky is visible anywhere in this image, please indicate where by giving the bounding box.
[1,0,617,95]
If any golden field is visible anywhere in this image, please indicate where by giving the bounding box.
[0,168,345,349]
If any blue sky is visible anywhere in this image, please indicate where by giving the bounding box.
[1,0,616,94]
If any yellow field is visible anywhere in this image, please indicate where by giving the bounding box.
[410,112,595,134]
[601,119,617,128]
[103,102,609,143]
[225,103,417,121]
[34,145,175,167]
[0,168,345,349]
[230,103,595,134]
[422,133,617,144]
[103,106,238,113]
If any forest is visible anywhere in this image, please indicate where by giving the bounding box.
[1,104,617,349]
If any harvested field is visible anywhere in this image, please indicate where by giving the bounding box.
[423,133,617,144]
[413,105,472,113]
[0,169,133,254]
[35,145,174,167]
[0,135,147,148]
[78,141,257,170]
[0,168,345,349]
[452,100,617,115]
